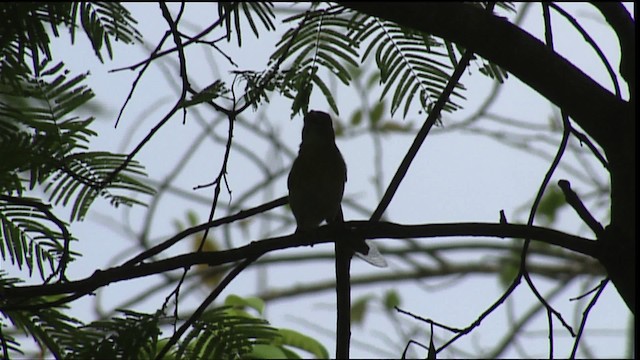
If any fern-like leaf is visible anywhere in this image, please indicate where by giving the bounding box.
[0,3,139,78]
[270,5,360,115]
[174,306,280,360]
[218,2,276,47]
[0,3,73,80]
[72,2,142,62]
[65,310,161,359]
[3,304,83,359]
[45,152,154,221]
[354,16,465,118]
[1,60,155,222]
[0,195,75,280]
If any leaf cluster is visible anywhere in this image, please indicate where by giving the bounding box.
[0,2,141,83]
[0,59,154,281]
[175,306,277,360]
[1,292,159,359]
[235,3,509,118]
[0,290,326,359]
[0,4,151,282]
[218,2,276,47]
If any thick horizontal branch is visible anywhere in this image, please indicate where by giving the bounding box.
[0,222,595,304]
[352,222,597,257]
[342,2,632,151]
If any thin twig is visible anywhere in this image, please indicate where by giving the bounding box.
[114,31,170,128]
[548,3,621,99]
[122,196,287,267]
[395,307,464,334]
[516,5,576,349]
[154,255,258,360]
[570,278,609,358]
[558,179,605,237]
[109,7,229,74]
[369,48,475,222]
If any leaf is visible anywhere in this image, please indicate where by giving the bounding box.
[379,120,414,133]
[247,344,291,359]
[356,17,464,118]
[218,2,276,46]
[174,306,279,360]
[0,196,74,280]
[311,74,339,115]
[276,329,329,359]
[537,186,566,225]
[0,59,154,222]
[3,302,84,359]
[478,61,508,83]
[225,294,266,315]
[351,294,374,324]
[350,109,363,126]
[181,80,229,108]
[498,253,519,288]
[65,310,161,359]
[370,101,385,126]
[270,5,360,116]
[383,289,401,310]
[75,3,141,62]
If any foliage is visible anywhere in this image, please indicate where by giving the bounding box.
[218,2,276,47]
[0,1,632,359]
[0,3,153,284]
[0,3,140,81]
[0,285,320,359]
[0,195,73,280]
[239,3,506,118]
[0,58,154,282]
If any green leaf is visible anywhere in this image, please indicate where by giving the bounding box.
[65,310,161,359]
[498,256,520,287]
[175,306,280,360]
[383,289,401,310]
[354,15,468,119]
[181,80,229,108]
[0,196,74,280]
[247,344,292,359]
[311,74,339,115]
[219,2,276,46]
[3,302,84,359]
[379,121,413,133]
[0,59,154,222]
[370,100,385,126]
[350,294,374,324]
[76,3,141,62]
[269,5,361,115]
[275,329,329,359]
[537,187,566,225]
[350,109,363,126]
[225,294,266,315]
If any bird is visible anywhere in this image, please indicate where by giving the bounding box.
[287,110,346,232]
[287,110,387,267]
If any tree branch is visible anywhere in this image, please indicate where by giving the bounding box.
[0,221,596,308]
[343,0,635,316]
[342,2,631,151]
[590,2,635,101]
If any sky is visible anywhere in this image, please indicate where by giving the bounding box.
[3,2,634,358]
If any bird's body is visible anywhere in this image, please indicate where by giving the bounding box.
[288,111,346,231]
[288,110,387,268]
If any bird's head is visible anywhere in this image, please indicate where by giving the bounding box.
[301,110,336,144]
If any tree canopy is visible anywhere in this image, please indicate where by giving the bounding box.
[0,2,634,359]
